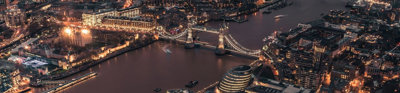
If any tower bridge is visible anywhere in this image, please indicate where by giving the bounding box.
[158,19,261,58]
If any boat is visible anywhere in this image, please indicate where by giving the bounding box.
[154,88,162,92]
[165,49,172,54]
[345,2,354,8]
[185,80,199,88]
[263,10,272,14]
[237,19,248,23]
[232,17,248,23]
[162,45,172,54]
[274,15,286,19]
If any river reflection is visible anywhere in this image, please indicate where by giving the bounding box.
[202,0,348,49]
[63,0,348,92]
[63,42,252,93]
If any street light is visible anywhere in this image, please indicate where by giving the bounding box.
[24,46,30,50]
[64,27,72,35]
[81,29,90,35]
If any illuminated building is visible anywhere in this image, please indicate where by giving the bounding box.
[246,84,312,93]
[143,0,186,7]
[82,8,141,26]
[217,65,252,93]
[299,70,322,89]
[82,9,119,27]
[118,7,141,18]
[331,61,358,81]
[10,70,21,90]
[81,7,155,32]
[212,0,257,10]
[100,16,156,32]
[0,62,15,92]
[264,20,355,90]
[247,78,313,93]
[122,0,133,8]
[58,60,71,70]
[4,5,26,29]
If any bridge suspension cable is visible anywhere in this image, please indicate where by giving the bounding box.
[223,35,261,55]
[159,28,188,39]
[192,26,219,34]
[227,34,260,52]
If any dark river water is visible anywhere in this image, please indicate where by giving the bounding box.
[39,0,349,93]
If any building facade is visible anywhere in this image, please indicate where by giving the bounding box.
[100,16,156,32]
[143,0,187,7]
[217,65,252,93]
[81,7,156,32]
[4,5,26,29]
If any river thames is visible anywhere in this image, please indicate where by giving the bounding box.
[60,0,348,92]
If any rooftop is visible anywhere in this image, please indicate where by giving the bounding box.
[22,60,48,68]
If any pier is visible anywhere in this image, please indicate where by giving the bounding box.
[44,72,97,93]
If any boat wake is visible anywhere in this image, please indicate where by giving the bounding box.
[162,45,172,54]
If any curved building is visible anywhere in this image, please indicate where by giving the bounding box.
[217,65,252,93]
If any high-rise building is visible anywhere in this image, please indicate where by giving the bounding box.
[82,8,141,27]
[331,61,358,81]
[295,68,322,89]
[246,78,313,93]
[0,13,4,21]
[217,65,252,93]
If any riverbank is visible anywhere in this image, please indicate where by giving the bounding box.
[63,0,350,92]
[225,0,289,19]
[42,38,156,80]
[62,41,252,93]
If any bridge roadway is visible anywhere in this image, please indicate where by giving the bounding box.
[192,26,220,34]
[164,38,259,59]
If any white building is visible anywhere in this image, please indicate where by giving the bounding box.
[82,7,141,27]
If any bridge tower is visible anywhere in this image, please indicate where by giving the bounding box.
[215,22,228,55]
[185,17,196,48]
